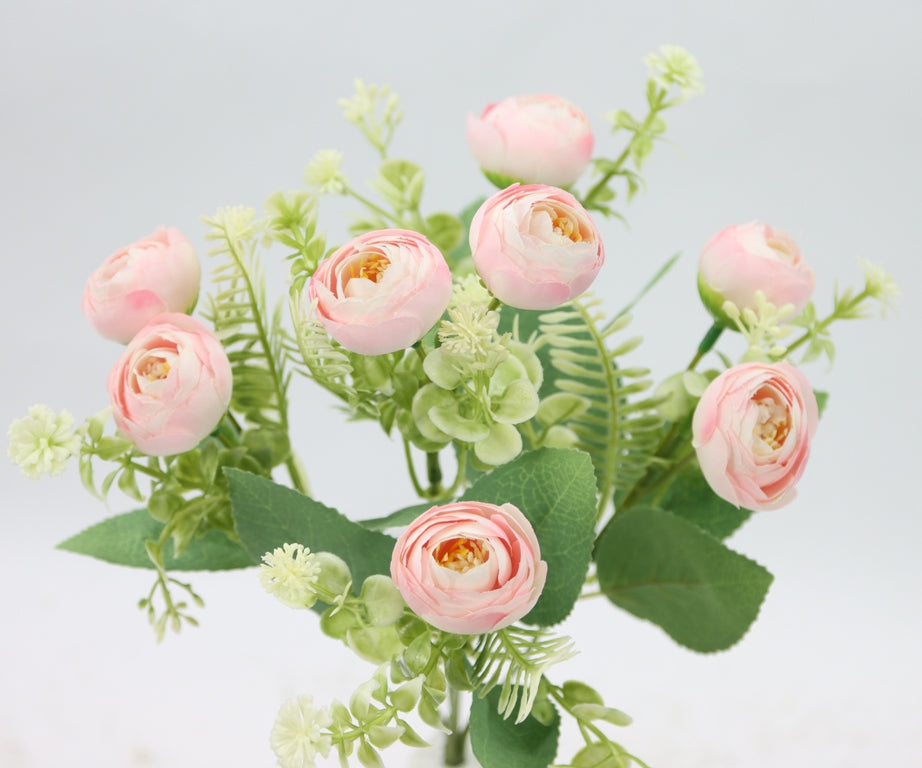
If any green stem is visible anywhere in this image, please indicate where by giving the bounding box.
[346,186,404,227]
[444,447,469,497]
[687,322,724,370]
[426,451,443,497]
[784,290,870,357]
[285,454,311,496]
[443,687,469,767]
[581,89,666,209]
[402,439,427,498]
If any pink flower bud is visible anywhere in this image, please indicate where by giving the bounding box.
[390,501,547,634]
[697,222,815,322]
[469,184,605,310]
[307,229,453,356]
[107,313,232,456]
[82,227,201,343]
[692,362,819,511]
[466,94,594,187]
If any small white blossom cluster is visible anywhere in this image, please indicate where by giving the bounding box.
[271,694,333,768]
[643,44,704,97]
[259,543,322,609]
[304,150,347,195]
[8,405,81,479]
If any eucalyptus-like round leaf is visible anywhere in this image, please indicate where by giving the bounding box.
[346,625,404,664]
[473,422,522,465]
[536,392,591,426]
[429,404,491,442]
[543,424,579,448]
[411,384,454,443]
[507,339,544,389]
[315,551,352,597]
[423,347,463,390]
[360,574,405,627]
[491,378,540,425]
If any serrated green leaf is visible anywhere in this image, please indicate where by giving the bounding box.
[460,448,596,626]
[57,509,255,570]
[655,463,753,539]
[469,686,560,768]
[596,507,772,652]
[226,468,395,589]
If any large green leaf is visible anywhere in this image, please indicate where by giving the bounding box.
[226,468,396,588]
[460,448,596,626]
[57,509,255,571]
[596,507,772,652]
[469,686,560,768]
[654,462,753,539]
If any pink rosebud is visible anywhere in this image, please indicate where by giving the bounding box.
[697,222,815,322]
[107,313,232,456]
[82,227,201,343]
[390,501,547,635]
[692,362,819,511]
[307,229,453,356]
[469,184,605,310]
[466,94,594,187]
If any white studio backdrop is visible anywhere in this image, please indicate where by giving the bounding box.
[1,1,920,766]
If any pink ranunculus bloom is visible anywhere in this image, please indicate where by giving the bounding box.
[307,229,453,356]
[466,94,594,187]
[697,221,815,321]
[107,313,232,456]
[82,227,201,344]
[390,501,548,635]
[469,184,605,310]
[692,362,819,511]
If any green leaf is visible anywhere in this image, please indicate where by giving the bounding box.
[469,686,560,768]
[460,448,596,626]
[655,462,753,539]
[226,469,395,589]
[57,509,255,570]
[596,507,773,652]
[358,502,436,532]
[424,212,463,254]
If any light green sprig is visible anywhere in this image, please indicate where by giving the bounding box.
[339,79,403,159]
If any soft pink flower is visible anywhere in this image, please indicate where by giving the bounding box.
[82,227,201,343]
[307,229,453,356]
[466,94,594,187]
[107,313,232,456]
[692,362,819,511]
[469,184,604,310]
[390,501,547,634]
[697,222,815,321]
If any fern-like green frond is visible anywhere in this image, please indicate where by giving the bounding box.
[201,206,291,433]
[287,289,358,401]
[471,626,576,724]
[539,296,664,517]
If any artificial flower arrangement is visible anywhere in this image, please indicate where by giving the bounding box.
[8,46,898,768]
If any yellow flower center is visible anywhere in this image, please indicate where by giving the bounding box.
[752,387,791,452]
[350,253,390,283]
[552,213,583,243]
[139,358,171,382]
[433,537,490,574]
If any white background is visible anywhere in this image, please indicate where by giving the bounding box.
[1,1,920,766]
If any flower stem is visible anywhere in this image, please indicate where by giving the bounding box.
[443,687,469,766]
[426,451,443,497]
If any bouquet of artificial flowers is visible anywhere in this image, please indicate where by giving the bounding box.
[8,46,897,768]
